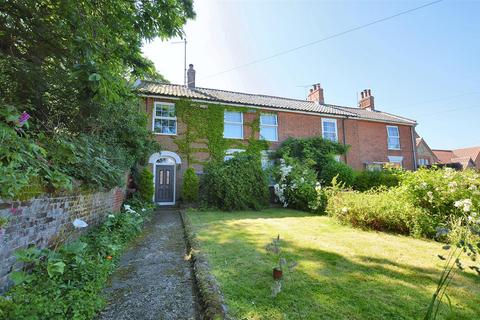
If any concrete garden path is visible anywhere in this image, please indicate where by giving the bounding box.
[98,209,200,320]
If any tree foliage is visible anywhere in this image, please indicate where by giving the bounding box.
[0,0,195,197]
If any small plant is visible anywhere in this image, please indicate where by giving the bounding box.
[266,235,297,298]
[182,167,199,202]
[424,216,480,320]
[0,217,8,228]
[137,168,154,202]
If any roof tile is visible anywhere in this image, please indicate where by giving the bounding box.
[136,81,416,125]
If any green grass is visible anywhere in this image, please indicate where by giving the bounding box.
[188,209,480,320]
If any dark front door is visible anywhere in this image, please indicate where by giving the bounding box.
[155,165,175,203]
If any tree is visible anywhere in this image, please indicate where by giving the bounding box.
[0,1,195,195]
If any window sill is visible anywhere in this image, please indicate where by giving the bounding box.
[153,132,177,136]
[223,136,244,140]
[388,147,401,151]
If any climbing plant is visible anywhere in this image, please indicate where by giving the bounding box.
[173,99,269,165]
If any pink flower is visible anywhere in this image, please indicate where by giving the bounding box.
[18,112,30,126]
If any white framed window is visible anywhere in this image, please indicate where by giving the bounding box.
[388,156,403,168]
[224,149,245,161]
[260,114,278,141]
[224,111,243,139]
[387,126,400,150]
[322,118,338,142]
[418,158,429,166]
[153,102,177,135]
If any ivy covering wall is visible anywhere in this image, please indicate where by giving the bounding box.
[173,99,269,165]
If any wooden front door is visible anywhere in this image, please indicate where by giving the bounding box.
[155,165,175,203]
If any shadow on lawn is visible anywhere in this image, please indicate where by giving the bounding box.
[189,208,316,223]
[197,222,480,320]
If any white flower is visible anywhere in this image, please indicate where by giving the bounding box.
[73,218,88,229]
[469,185,478,191]
[448,181,457,189]
[341,207,349,213]
[108,214,115,218]
[454,199,473,213]
[419,182,428,189]
[141,208,146,212]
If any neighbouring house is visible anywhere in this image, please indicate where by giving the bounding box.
[433,147,480,170]
[414,132,439,167]
[135,65,418,205]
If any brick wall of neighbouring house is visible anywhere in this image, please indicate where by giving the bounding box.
[0,187,125,293]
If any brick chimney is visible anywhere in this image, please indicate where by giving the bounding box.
[359,89,374,110]
[187,64,195,88]
[307,83,324,104]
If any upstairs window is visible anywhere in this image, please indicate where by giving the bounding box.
[224,111,243,139]
[322,118,338,142]
[387,126,400,150]
[260,114,278,141]
[153,102,176,135]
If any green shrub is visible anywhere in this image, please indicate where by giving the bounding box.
[327,188,431,236]
[352,169,401,191]
[137,168,154,202]
[319,159,355,186]
[273,158,328,214]
[0,200,154,319]
[182,167,199,202]
[275,136,348,174]
[399,168,480,230]
[202,154,269,211]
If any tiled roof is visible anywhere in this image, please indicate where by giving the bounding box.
[135,81,417,125]
[432,150,456,164]
[452,147,480,160]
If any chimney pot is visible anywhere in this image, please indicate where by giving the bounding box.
[307,82,324,104]
[187,64,195,88]
[359,88,375,110]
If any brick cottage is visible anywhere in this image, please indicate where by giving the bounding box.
[136,65,418,205]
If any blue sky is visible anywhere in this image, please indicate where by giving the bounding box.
[142,0,480,150]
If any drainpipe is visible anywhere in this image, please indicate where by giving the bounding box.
[410,126,418,171]
[342,118,348,164]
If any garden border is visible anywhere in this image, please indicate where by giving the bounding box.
[180,210,228,320]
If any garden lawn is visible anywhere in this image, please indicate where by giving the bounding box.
[188,209,480,320]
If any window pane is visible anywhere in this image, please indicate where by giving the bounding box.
[387,126,399,137]
[224,123,243,139]
[323,121,336,133]
[388,137,400,149]
[156,105,175,118]
[224,111,242,123]
[323,132,337,142]
[154,119,176,134]
[260,114,277,125]
[260,126,278,141]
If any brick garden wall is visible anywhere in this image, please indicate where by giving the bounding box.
[0,187,125,293]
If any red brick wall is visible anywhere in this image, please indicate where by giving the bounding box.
[144,97,416,177]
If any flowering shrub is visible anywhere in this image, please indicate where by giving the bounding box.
[273,158,327,214]
[327,168,480,239]
[400,168,480,232]
[0,200,154,319]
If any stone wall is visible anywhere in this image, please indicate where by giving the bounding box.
[0,187,125,293]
